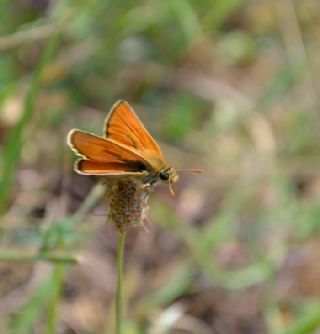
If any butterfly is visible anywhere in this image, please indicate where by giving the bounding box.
[67,100,201,195]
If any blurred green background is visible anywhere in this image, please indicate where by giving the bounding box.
[1,0,320,333]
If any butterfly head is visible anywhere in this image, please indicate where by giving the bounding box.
[159,167,179,183]
[158,167,179,196]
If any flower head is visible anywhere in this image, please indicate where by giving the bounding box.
[105,178,152,233]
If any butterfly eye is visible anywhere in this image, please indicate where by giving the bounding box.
[159,171,169,181]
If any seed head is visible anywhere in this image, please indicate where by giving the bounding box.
[105,178,152,234]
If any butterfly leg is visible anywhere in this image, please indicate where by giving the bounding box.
[142,183,151,190]
[141,175,158,189]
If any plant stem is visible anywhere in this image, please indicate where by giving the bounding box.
[46,265,64,334]
[115,232,126,334]
[0,250,79,263]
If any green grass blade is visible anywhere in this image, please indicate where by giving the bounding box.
[284,303,320,334]
[10,273,57,334]
[0,24,60,214]
[142,264,196,308]
[46,265,65,334]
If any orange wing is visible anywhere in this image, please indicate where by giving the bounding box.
[67,130,149,175]
[104,100,164,158]
[74,160,147,175]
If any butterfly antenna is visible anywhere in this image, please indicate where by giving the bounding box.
[176,168,203,173]
[169,182,176,197]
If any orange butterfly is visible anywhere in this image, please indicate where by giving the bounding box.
[67,100,200,195]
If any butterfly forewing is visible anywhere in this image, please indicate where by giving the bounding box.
[68,130,151,175]
[104,100,164,159]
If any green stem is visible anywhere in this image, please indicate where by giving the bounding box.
[46,265,64,334]
[115,232,126,334]
[0,250,79,264]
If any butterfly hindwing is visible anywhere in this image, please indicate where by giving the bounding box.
[74,160,147,175]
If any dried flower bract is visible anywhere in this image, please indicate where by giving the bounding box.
[105,178,152,234]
